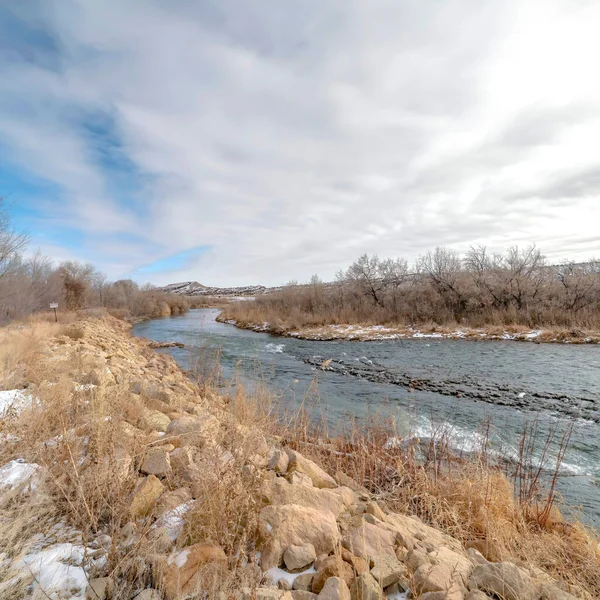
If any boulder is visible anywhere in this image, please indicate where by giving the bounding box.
[369,554,408,589]
[129,475,165,518]
[312,556,355,593]
[290,472,314,487]
[86,577,114,599]
[293,574,315,591]
[269,449,290,474]
[154,543,227,600]
[284,544,317,572]
[264,478,356,518]
[166,413,219,445]
[286,449,337,489]
[170,446,196,477]
[141,408,171,432]
[342,522,396,561]
[364,503,385,522]
[141,448,172,477]
[340,548,369,575]
[259,505,340,570]
[291,592,318,600]
[413,548,470,599]
[465,592,491,600]
[156,487,193,516]
[335,472,370,497]
[349,573,383,600]
[318,577,351,600]
[469,562,538,600]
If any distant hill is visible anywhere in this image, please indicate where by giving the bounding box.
[157,281,268,297]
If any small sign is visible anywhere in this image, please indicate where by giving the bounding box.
[49,303,59,309]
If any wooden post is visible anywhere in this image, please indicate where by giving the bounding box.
[49,303,59,322]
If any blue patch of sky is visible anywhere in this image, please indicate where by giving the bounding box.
[134,246,212,275]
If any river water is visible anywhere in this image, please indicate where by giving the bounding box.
[133,308,600,526]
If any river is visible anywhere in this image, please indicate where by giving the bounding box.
[133,308,600,526]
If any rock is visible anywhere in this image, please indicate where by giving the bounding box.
[264,478,356,518]
[148,526,175,553]
[156,487,193,516]
[413,547,472,599]
[259,505,340,570]
[469,562,538,600]
[286,449,337,489]
[284,544,317,572]
[141,408,171,432]
[465,591,491,600]
[342,522,396,561]
[369,554,408,589]
[340,548,369,575]
[155,543,227,600]
[335,472,370,497]
[540,583,580,600]
[349,573,383,600]
[241,589,293,600]
[293,573,315,591]
[291,592,318,600]
[280,578,293,591]
[86,577,113,599]
[129,475,165,518]
[133,589,164,600]
[100,447,132,483]
[289,471,314,487]
[465,540,502,563]
[418,593,449,600]
[269,449,290,474]
[169,446,196,477]
[406,549,430,572]
[466,548,488,566]
[241,429,271,457]
[318,577,351,600]
[312,556,355,593]
[364,502,385,522]
[141,448,172,477]
[166,413,219,445]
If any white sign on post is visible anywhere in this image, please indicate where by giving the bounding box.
[49,303,59,309]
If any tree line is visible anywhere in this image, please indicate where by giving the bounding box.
[0,200,188,323]
[224,247,600,331]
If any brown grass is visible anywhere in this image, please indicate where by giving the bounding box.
[1,316,599,599]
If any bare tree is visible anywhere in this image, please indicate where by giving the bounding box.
[0,199,28,281]
[343,254,385,306]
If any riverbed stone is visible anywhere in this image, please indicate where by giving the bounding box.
[342,521,396,561]
[286,449,337,489]
[318,577,351,600]
[284,543,317,572]
[468,562,538,600]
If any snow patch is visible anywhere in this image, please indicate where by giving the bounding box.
[155,501,193,542]
[266,564,316,587]
[0,459,40,491]
[168,548,191,568]
[264,343,285,354]
[0,389,36,417]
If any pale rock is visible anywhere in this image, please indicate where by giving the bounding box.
[286,449,337,489]
[369,553,408,589]
[412,547,472,599]
[465,591,491,600]
[312,555,355,593]
[293,573,315,591]
[156,487,193,516]
[280,578,293,591]
[318,577,351,600]
[264,477,356,518]
[466,548,488,566]
[364,502,385,522]
[259,505,340,570]
[141,448,172,477]
[168,446,194,474]
[349,573,383,600]
[166,413,219,445]
[469,562,538,600]
[141,407,171,432]
[406,549,430,572]
[291,592,318,600]
[284,543,317,572]
[385,512,459,553]
[290,471,314,487]
[241,589,293,600]
[341,548,369,575]
[241,429,271,457]
[130,475,165,517]
[100,447,132,483]
[133,590,164,600]
[269,449,290,474]
[148,526,175,552]
[86,577,113,599]
[335,471,370,497]
[418,593,451,600]
[154,543,227,600]
[342,522,396,561]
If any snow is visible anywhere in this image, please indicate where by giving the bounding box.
[386,589,410,599]
[0,459,40,490]
[16,543,88,599]
[168,548,191,568]
[155,501,193,542]
[0,389,36,416]
[266,564,316,587]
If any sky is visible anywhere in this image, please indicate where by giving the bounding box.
[1,0,600,287]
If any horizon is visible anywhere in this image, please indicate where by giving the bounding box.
[2,1,600,287]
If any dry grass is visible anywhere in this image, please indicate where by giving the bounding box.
[1,316,599,598]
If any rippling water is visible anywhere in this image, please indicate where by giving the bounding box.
[133,308,600,526]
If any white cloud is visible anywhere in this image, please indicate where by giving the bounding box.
[1,0,600,285]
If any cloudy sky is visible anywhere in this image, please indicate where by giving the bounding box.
[1,0,599,286]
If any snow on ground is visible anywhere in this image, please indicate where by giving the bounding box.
[0,459,40,491]
[155,501,194,542]
[0,389,36,417]
[266,564,316,587]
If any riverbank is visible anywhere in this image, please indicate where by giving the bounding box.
[217,315,600,344]
[0,314,598,599]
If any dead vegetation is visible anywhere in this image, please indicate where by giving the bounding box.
[0,315,598,598]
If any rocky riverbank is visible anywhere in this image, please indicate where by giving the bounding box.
[0,315,595,599]
[217,317,600,345]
